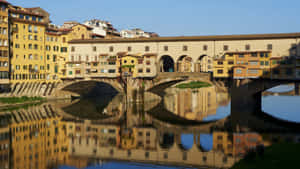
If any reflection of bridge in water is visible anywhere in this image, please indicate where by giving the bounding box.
[1,99,300,169]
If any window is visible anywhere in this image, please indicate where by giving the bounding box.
[236,69,242,74]
[249,61,258,65]
[203,45,208,51]
[146,61,151,65]
[265,53,269,58]
[260,61,264,65]
[127,46,131,52]
[146,68,151,73]
[108,46,113,52]
[32,16,36,21]
[260,53,264,58]
[138,68,143,73]
[164,46,168,51]
[75,70,81,74]
[138,59,143,64]
[28,25,32,32]
[217,69,223,74]
[93,46,97,51]
[71,47,75,52]
[245,44,250,50]
[223,45,229,51]
[183,45,188,51]
[145,46,150,51]
[228,61,234,65]
[62,37,66,43]
[217,61,223,65]
[108,69,116,73]
[251,53,257,57]
[265,61,269,66]
[239,54,244,58]
[19,14,24,19]
[145,152,149,158]
[34,26,37,33]
[267,44,272,50]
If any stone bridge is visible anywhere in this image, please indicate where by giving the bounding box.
[231,79,300,132]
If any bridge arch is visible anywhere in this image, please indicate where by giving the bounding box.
[158,132,175,149]
[195,55,212,72]
[178,133,194,151]
[177,55,194,72]
[58,79,124,96]
[159,55,175,72]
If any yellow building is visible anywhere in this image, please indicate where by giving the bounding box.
[121,55,137,77]
[213,51,272,79]
[10,109,69,169]
[9,6,48,83]
[45,31,61,82]
[0,1,9,85]
[213,132,234,156]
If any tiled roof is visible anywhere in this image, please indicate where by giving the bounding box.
[9,8,44,17]
[69,32,300,44]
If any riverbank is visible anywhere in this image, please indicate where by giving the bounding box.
[0,96,47,110]
[231,143,300,169]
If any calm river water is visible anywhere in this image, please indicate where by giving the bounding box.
[0,84,299,169]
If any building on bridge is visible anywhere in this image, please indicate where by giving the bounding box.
[213,50,300,80]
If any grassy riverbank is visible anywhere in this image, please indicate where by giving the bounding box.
[175,81,212,89]
[0,96,45,104]
[231,143,300,169]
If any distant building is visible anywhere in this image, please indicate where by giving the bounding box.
[120,28,158,38]
[61,21,79,29]
[83,19,120,38]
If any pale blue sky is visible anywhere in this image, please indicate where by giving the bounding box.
[8,0,300,36]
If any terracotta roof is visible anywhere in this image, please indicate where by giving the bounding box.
[69,32,300,44]
[225,50,271,54]
[58,28,72,33]
[9,8,44,17]
[144,53,158,57]
[45,32,60,36]
[117,52,127,56]
[72,24,93,30]
[92,33,105,37]
[0,0,9,4]
[232,65,247,68]
[9,17,47,26]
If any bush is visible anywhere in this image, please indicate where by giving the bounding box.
[175,81,212,89]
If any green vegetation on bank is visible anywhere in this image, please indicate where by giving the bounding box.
[0,96,45,104]
[231,143,300,169]
[175,81,212,89]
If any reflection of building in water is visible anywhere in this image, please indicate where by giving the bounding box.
[66,120,235,168]
[66,120,120,155]
[8,105,69,169]
[164,86,218,121]
[0,122,9,169]
[213,132,263,157]
[120,127,157,150]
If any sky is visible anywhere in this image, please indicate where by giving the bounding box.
[8,0,300,36]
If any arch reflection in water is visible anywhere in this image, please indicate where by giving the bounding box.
[164,86,230,122]
[0,99,300,169]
